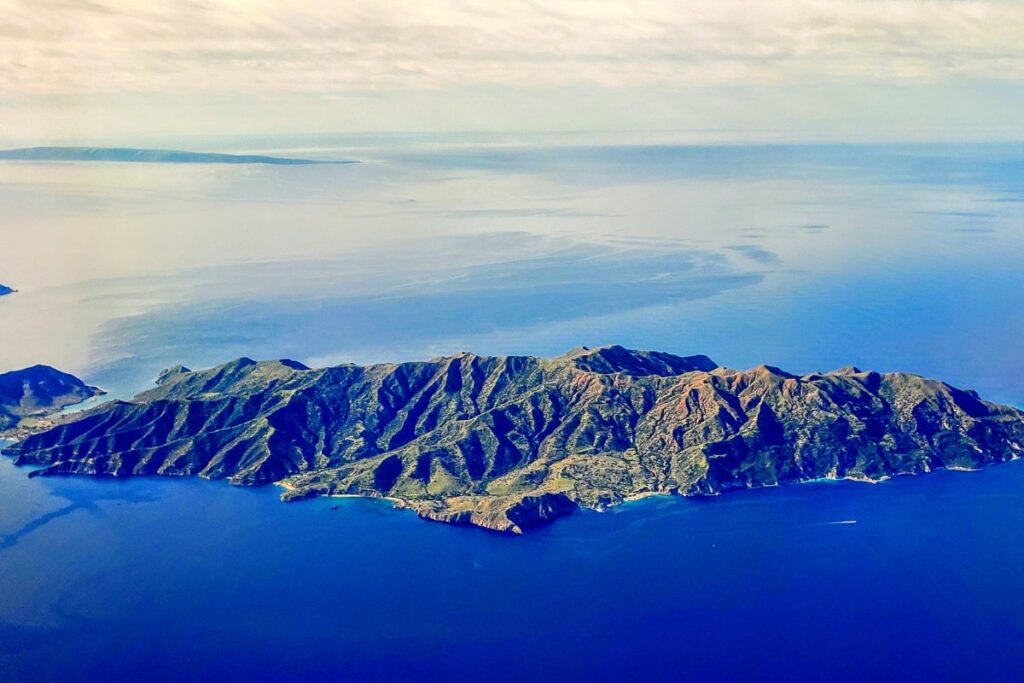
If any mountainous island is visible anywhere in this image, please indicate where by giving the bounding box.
[0,147,355,165]
[4,347,1023,533]
[0,365,105,432]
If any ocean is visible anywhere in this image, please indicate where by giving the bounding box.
[2,455,1023,681]
[1,138,1023,680]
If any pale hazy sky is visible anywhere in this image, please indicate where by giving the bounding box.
[3,0,1024,144]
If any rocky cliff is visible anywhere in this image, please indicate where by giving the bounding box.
[4,347,1022,533]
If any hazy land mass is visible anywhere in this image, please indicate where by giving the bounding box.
[0,146,356,165]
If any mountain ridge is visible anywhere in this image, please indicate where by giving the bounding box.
[4,346,1022,533]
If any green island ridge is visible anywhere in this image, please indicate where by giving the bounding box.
[3,346,1023,533]
[0,365,104,432]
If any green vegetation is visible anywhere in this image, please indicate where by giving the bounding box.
[5,347,1023,533]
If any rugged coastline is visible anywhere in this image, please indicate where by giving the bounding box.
[3,346,1022,533]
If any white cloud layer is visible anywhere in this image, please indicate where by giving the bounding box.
[4,0,1024,94]
[3,0,1024,142]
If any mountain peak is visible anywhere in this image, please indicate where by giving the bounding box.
[156,365,192,385]
[562,345,717,376]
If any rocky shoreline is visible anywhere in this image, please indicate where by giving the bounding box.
[4,346,1023,533]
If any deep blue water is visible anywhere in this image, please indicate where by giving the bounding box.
[2,453,1023,682]
[3,141,1024,681]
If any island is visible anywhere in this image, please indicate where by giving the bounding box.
[4,346,1023,533]
[0,146,356,165]
[0,365,104,433]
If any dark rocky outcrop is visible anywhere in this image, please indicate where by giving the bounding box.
[0,366,104,431]
[4,346,1023,533]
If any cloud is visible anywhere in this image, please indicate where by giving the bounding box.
[3,0,1024,96]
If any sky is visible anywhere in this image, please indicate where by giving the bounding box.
[3,0,1024,145]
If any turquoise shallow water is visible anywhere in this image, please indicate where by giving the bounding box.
[2,453,1023,682]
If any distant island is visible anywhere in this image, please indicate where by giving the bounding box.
[4,347,1022,533]
[0,146,357,165]
[0,365,104,432]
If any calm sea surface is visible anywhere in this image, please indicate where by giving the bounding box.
[1,139,1023,681]
[2,455,1023,682]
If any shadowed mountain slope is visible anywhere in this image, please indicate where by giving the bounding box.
[0,366,104,430]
